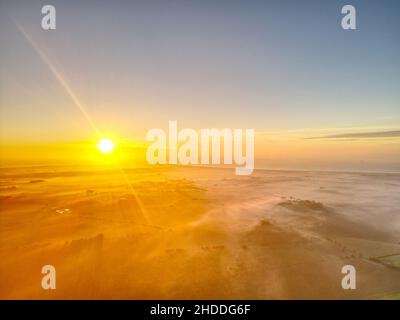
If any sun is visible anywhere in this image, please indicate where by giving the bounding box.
[97,138,115,153]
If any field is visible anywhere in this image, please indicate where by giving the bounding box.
[0,166,399,299]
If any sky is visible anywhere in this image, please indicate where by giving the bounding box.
[0,0,399,170]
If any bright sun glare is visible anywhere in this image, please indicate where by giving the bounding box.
[97,139,115,153]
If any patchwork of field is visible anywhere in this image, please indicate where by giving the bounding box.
[0,166,399,299]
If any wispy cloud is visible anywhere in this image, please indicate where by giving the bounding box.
[306,131,400,139]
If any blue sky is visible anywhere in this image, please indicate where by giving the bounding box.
[0,0,399,145]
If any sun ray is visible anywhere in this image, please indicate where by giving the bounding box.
[14,21,98,133]
[13,21,152,224]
